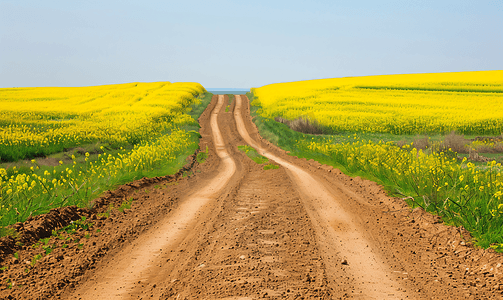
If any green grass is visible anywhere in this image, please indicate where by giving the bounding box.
[237,144,279,170]
[188,92,213,122]
[224,94,234,112]
[457,153,503,166]
[263,164,279,170]
[197,146,209,164]
[226,94,234,104]
[237,145,269,164]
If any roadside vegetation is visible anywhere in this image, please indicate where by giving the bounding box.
[248,70,503,250]
[238,145,278,170]
[0,83,211,231]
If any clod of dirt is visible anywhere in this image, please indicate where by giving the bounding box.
[20,206,85,244]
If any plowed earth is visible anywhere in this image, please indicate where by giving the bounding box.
[1,95,503,299]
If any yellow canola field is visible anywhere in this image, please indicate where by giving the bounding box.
[252,71,503,248]
[0,82,205,226]
[0,82,205,161]
[253,71,503,135]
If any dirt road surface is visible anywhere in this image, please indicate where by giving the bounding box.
[2,94,503,299]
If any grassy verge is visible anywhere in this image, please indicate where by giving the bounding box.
[247,92,503,251]
[225,94,234,112]
[187,92,213,123]
[0,93,213,232]
[237,144,279,170]
[226,94,234,104]
[238,145,269,164]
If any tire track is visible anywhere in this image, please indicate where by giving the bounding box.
[234,95,409,299]
[68,95,236,299]
[159,162,330,299]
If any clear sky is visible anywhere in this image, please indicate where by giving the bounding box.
[1,0,502,89]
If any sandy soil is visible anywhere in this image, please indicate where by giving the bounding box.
[1,94,503,299]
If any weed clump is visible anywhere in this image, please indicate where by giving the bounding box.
[442,131,468,153]
[263,164,279,170]
[275,116,325,135]
[196,146,209,164]
[237,145,269,164]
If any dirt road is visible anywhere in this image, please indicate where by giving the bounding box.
[2,94,503,299]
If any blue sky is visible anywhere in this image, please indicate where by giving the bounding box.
[0,0,502,88]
